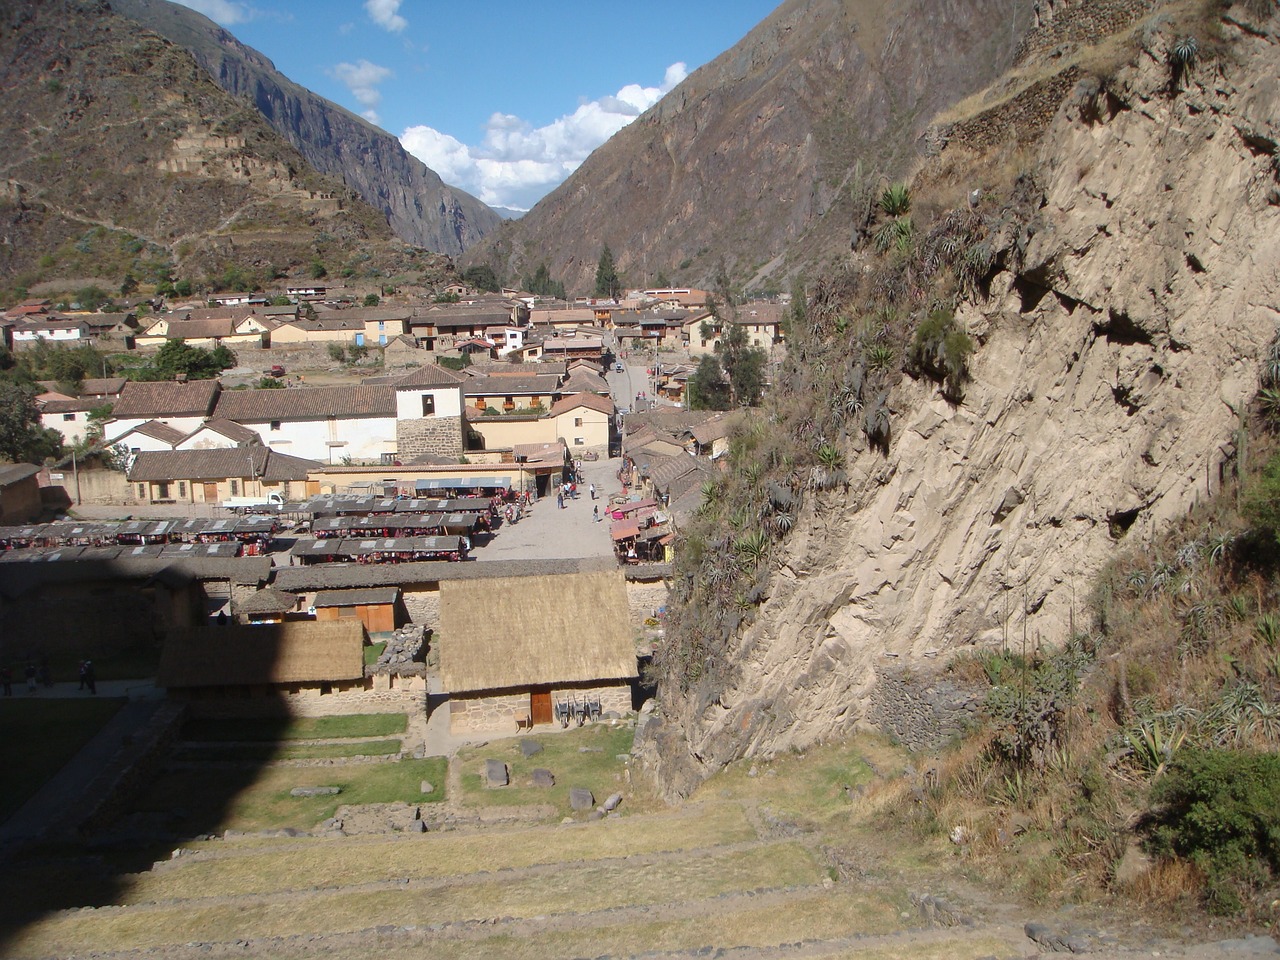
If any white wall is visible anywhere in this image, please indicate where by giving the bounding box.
[250,415,398,463]
[394,386,463,420]
[44,411,91,445]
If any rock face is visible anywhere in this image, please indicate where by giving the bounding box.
[478,0,1033,292]
[646,15,1280,797]
[111,0,502,256]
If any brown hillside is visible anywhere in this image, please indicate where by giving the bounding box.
[473,0,1034,294]
[0,0,452,299]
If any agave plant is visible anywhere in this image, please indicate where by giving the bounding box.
[866,344,896,372]
[879,183,911,218]
[1254,613,1280,647]
[1126,714,1190,776]
[1264,334,1280,387]
[816,442,845,471]
[734,529,771,567]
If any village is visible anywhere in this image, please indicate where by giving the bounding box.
[0,282,784,746]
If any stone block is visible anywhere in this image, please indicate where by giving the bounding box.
[520,739,544,758]
[569,787,594,810]
[290,786,341,797]
[484,759,509,787]
[531,768,555,787]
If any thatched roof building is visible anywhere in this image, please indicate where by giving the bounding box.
[158,621,365,689]
[438,570,637,694]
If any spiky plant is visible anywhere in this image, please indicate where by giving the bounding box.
[816,442,845,471]
[735,529,771,568]
[867,344,896,372]
[879,183,911,217]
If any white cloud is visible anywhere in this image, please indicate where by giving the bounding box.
[400,63,687,211]
[329,59,392,125]
[364,0,407,32]
[171,0,253,25]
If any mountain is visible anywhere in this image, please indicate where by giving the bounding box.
[472,0,1034,294]
[0,0,453,299]
[640,1,1280,797]
[110,0,503,257]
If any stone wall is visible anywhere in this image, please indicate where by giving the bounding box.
[865,669,982,752]
[1018,0,1162,64]
[625,581,670,628]
[78,701,187,838]
[397,416,463,460]
[448,680,632,734]
[176,679,421,719]
[402,583,440,629]
[939,68,1081,153]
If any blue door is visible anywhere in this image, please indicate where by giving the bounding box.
[355,333,365,347]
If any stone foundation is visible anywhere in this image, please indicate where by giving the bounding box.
[448,681,632,734]
[174,678,423,719]
[397,417,463,460]
[865,670,981,752]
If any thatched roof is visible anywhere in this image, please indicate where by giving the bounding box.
[438,570,637,693]
[238,587,300,615]
[158,621,366,688]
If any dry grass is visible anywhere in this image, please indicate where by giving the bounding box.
[118,802,757,901]
[10,843,821,956]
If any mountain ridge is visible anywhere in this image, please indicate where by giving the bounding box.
[109,0,503,257]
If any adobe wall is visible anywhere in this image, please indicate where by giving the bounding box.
[448,680,632,734]
[397,416,464,460]
[42,468,131,507]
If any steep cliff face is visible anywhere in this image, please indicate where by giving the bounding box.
[477,0,1033,293]
[111,0,503,256]
[646,11,1280,797]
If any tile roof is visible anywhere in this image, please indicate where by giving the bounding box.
[312,587,401,607]
[112,381,220,419]
[391,364,467,388]
[126,420,187,445]
[188,419,262,444]
[39,398,101,414]
[127,447,320,482]
[213,386,396,421]
[80,378,128,397]
[0,463,40,486]
[465,374,562,396]
[550,393,614,417]
[559,370,610,394]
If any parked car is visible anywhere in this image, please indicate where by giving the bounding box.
[615,362,625,373]
[268,365,286,377]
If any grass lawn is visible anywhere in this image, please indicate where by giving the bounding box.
[171,740,403,762]
[456,723,639,816]
[182,714,407,742]
[363,642,386,666]
[0,697,125,821]
[130,756,446,833]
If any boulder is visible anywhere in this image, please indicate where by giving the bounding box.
[420,781,434,794]
[531,768,555,787]
[520,739,544,758]
[484,759,509,787]
[602,793,623,812]
[569,787,595,810]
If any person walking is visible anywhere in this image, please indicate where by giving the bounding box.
[83,661,96,695]
[25,661,37,693]
[1,665,12,697]
[589,483,596,500]
[593,505,600,523]
[557,491,564,510]
[78,660,88,691]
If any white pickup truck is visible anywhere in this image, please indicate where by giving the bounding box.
[221,492,284,511]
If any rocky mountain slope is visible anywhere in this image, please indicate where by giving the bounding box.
[473,0,1034,294]
[0,0,452,297]
[644,1,1280,797]
[109,0,503,258]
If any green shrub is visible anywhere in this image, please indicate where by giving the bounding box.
[910,307,974,400]
[1148,748,1280,913]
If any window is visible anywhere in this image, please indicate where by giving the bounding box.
[574,417,583,427]
[178,481,186,498]
[574,437,585,445]
[157,482,170,500]
[421,395,435,416]
[137,483,146,498]
[230,479,239,496]
[63,413,76,421]
[270,420,281,431]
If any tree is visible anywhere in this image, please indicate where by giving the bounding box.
[524,263,566,300]
[309,260,328,280]
[0,382,63,463]
[716,322,768,406]
[594,245,621,300]
[461,264,500,293]
[688,356,731,410]
[363,293,381,307]
[136,341,232,381]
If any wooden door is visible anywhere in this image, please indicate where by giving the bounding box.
[530,688,552,726]
[203,482,219,503]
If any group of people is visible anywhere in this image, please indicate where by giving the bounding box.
[557,477,599,511]
[0,657,94,695]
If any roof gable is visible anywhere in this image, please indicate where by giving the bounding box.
[113,381,220,419]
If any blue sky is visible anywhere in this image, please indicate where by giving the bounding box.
[171,1,781,211]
